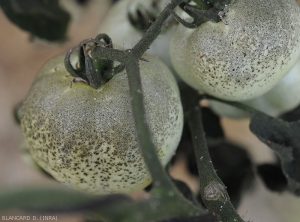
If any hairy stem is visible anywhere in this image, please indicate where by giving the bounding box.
[125,55,204,216]
[125,57,169,187]
[188,102,245,222]
[132,0,183,58]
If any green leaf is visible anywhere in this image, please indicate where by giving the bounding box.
[249,114,300,195]
[0,0,70,41]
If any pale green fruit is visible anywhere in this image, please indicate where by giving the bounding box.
[170,0,300,101]
[210,59,300,118]
[21,53,183,195]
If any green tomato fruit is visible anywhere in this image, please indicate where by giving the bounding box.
[98,0,175,69]
[20,53,183,194]
[210,59,300,118]
[170,0,300,101]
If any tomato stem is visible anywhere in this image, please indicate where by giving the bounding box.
[187,98,246,222]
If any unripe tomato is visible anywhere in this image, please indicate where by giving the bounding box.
[210,59,300,118]
[20,53,183,194]
[170,0,300,101]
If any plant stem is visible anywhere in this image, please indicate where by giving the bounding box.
[132,0,183,58]
[91,0,184,62]
[188,102,245,222]
[91,46,127,63]
[125,56,204,215]
[125,57,170,187]
[124,0,202,201]
[121,0,208,217]
[90,196,217,222]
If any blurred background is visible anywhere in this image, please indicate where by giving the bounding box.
[1,0,300,221]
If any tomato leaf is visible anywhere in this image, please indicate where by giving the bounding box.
[250,113,300,195]
[0,0,70,41]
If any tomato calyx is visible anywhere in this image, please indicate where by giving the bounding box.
[127,0,160,31]
[209,0,233,11]
[65,34,122,89]
[192,0,232,11]
[169,0,231,28]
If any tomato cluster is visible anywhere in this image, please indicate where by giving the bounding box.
[20,0,300,194]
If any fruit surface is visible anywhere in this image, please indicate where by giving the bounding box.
[170,0,300,101]
[21,53,183,194]
[210,59,300,118]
